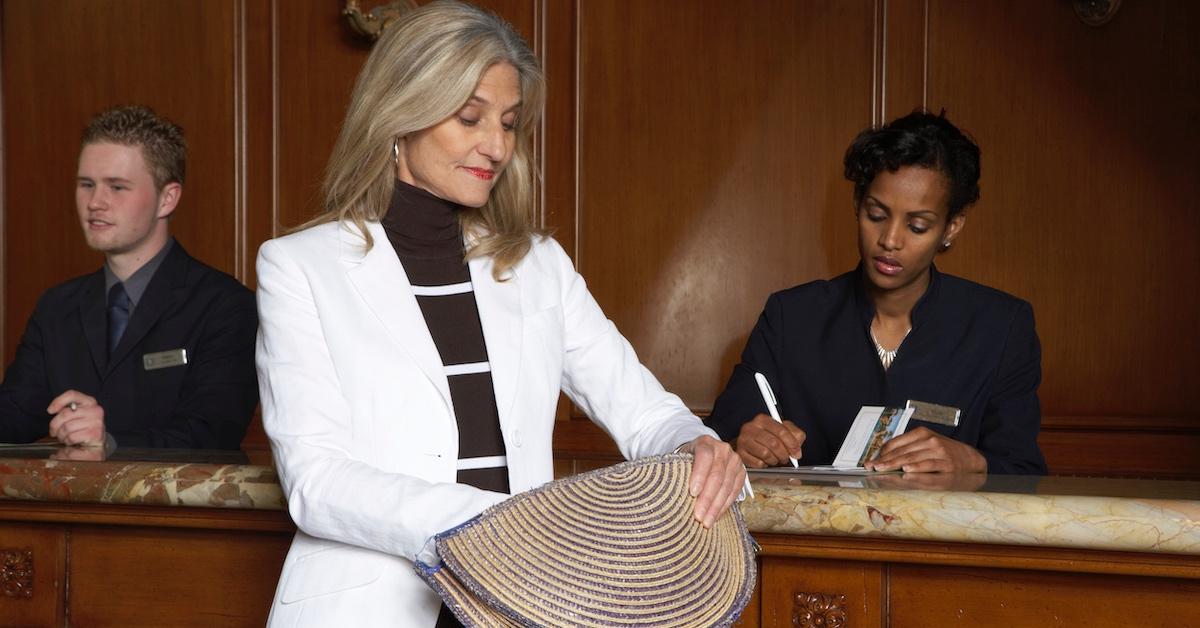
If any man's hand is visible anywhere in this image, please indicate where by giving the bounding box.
[46,390,106,447]
[678,435,746,529]
[866,426,987,473]
[733,413,805,468]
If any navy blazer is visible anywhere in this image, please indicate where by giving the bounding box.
[0,242,258,449]
[707,266,1047,474]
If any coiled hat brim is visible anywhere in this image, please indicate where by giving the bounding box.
[417,453,757,627]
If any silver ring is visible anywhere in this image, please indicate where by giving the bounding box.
[69,402,79,411]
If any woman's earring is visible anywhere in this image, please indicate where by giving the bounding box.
[941,239,953,251]
[392,138,400,164]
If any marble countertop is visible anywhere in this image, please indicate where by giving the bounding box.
[0,447,284,511]
[3,448,1198,555]
[743,469,1200,555]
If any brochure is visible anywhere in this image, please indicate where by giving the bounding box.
[793,405,914,474]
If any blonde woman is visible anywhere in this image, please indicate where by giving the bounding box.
[254,2,745,626]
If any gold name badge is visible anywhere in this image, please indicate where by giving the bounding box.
[905,400,961,426]
[143,349,188,371]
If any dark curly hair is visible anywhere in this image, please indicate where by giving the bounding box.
[843,110,980,219]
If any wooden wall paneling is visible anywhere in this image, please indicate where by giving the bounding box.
[1,0,239,364]
[538,0,580,428]
[881,0,928,119]
[66,526,291,627]
[925,1,1200,428]
[557,0,878,456]
[889,563,1200,627]
[0,523,66,627]
[1039,416,1200,479]
[575,0,876,412]
[540,0,577,255]
[239,0,276,286]
[235,0,276,454]
[273,2,372,232]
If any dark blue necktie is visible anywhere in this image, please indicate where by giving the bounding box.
[107,283,132,356]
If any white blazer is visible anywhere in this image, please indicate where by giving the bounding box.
[255,221,715,627]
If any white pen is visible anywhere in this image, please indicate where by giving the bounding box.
[740,472,755,501]
[754,372,799,468]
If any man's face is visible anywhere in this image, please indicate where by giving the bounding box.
[75,142,176,260]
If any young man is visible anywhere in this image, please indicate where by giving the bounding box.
[0,105,258,450]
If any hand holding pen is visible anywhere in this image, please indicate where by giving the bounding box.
[731,373,806,469]
[754,373,799,467]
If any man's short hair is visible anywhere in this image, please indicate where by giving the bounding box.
[81,105,186,190]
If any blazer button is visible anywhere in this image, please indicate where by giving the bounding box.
[512,429,523,448]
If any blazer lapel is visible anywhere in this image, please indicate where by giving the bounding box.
[344,223,452,410]
[469,254,522,432]
[108,243,189,373]
[79,270,109,375]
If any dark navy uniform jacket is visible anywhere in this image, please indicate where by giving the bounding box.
[0,242,258,449]
[707,265,1046,474]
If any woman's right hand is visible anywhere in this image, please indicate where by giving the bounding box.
[733,413,805,468]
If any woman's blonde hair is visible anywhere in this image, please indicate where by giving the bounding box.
[301,0,545,278]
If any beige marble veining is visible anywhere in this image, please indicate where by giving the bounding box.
[743,476,1200,555]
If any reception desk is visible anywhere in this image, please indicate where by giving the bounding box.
[2,449,1198,627]
[0,448,292,627]
[741,470,1200,627]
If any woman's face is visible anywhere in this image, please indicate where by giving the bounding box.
[856,166,965,296]
[396,62,521,207]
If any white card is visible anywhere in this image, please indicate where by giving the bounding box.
[830,405,914,469]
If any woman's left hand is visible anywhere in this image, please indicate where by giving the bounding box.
[866,426,987,473]
[678,435,746,528]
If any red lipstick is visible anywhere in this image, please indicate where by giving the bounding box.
[462,167,495,181]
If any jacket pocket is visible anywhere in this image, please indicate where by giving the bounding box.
[279,542,389,604]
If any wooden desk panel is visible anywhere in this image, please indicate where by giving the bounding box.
[0,524,66,627]
[67,527,291,628]
[753,534,1200,628]
[889,564,1200,628]
[760,556,882,628]
[0,505,292,628]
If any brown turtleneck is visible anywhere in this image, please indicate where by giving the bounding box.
[381,179,509,495]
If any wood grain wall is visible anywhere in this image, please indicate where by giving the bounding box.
[1,0,1196,478]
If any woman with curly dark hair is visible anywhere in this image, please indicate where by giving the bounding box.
[707,110,1046,475]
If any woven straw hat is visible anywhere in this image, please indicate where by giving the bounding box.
[416,453,757,627]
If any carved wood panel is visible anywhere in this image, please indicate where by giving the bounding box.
[792,591,847,628]
[760,557,880,627]
[0,525,66,626]
[0,548,33,598]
